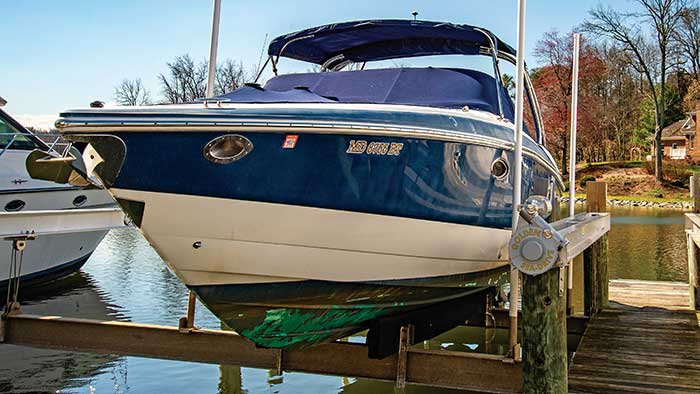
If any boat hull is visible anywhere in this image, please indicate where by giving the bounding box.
[191,279,501,348]
[57,104,562,348]
[0,230,107,290]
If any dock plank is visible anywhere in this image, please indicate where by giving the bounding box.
[569,279,700,393]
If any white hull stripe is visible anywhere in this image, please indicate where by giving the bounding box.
[113,189,511,286]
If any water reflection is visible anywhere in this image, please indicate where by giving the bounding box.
[0,272,122,393]
[607,206,686,281]
[0,207,689,393]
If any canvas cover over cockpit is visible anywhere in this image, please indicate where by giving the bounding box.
[215,67,514,120]
[267,19,516,68]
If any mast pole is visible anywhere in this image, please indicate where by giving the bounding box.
[206,0,222,98]
[509,0,527,356]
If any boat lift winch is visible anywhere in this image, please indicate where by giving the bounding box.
[509,202,610,277]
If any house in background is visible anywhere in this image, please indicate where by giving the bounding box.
[658,110,700,160]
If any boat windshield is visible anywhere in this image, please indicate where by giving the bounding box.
[0,112,40,151]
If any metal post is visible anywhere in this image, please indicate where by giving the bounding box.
[567,33,581,314]
[569,34,581,219]
[509,0,527,358]
[206,0,222,98]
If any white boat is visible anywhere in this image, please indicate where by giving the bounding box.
[0,100,117,293]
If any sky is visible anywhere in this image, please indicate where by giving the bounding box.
[2,0,637,129]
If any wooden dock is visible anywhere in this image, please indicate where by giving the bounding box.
[569,279,700,394]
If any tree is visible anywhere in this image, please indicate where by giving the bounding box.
[598,43,646,161]
[158,55,250,103]
[501,74,515,98]
[675,6,700,78]
[531,30,607,169]
[114,78,150,106]
[684,78,700,110]
[640,85,685,132]
[583,0,687,181]
[215,59,248,95]
[159,54,208,104]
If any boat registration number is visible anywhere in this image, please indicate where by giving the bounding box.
[346,140,404,156]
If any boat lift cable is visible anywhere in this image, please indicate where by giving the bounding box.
[3,239,26,315]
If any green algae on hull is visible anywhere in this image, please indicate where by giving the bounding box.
[240,307,388,347]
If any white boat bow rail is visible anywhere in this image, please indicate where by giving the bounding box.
[0,207,126,238]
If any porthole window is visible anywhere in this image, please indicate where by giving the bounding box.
[4,199,25,212]
[203,134,253,164]
[72,195,88,207]
[491,158,510,180]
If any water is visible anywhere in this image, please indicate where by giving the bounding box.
[607,206,687,282]
[0,206,687,393]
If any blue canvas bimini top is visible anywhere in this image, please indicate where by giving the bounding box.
[267,19,516,68]
[212,20,517,120]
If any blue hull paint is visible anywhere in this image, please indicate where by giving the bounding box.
[108,130,553,229]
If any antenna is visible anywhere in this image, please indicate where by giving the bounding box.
[412,11,418,20]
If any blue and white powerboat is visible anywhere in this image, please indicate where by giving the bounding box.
[44,20,563,350]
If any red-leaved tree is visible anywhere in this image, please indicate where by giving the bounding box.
[531,30,607,172]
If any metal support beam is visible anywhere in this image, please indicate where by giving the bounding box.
[2,314,523,392]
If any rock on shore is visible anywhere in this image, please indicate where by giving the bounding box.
[560,197,691,210]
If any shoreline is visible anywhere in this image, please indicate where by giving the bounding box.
[561,196,691,210]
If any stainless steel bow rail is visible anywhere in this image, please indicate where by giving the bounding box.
[0,132,72,160]
[0,184,614,393]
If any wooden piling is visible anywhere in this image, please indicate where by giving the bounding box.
[520,197,567,394]
[584,182,608,314]
[691,175,700,213]
[522,268,568,394]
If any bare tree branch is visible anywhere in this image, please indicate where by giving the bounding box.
[114,78,150,106]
